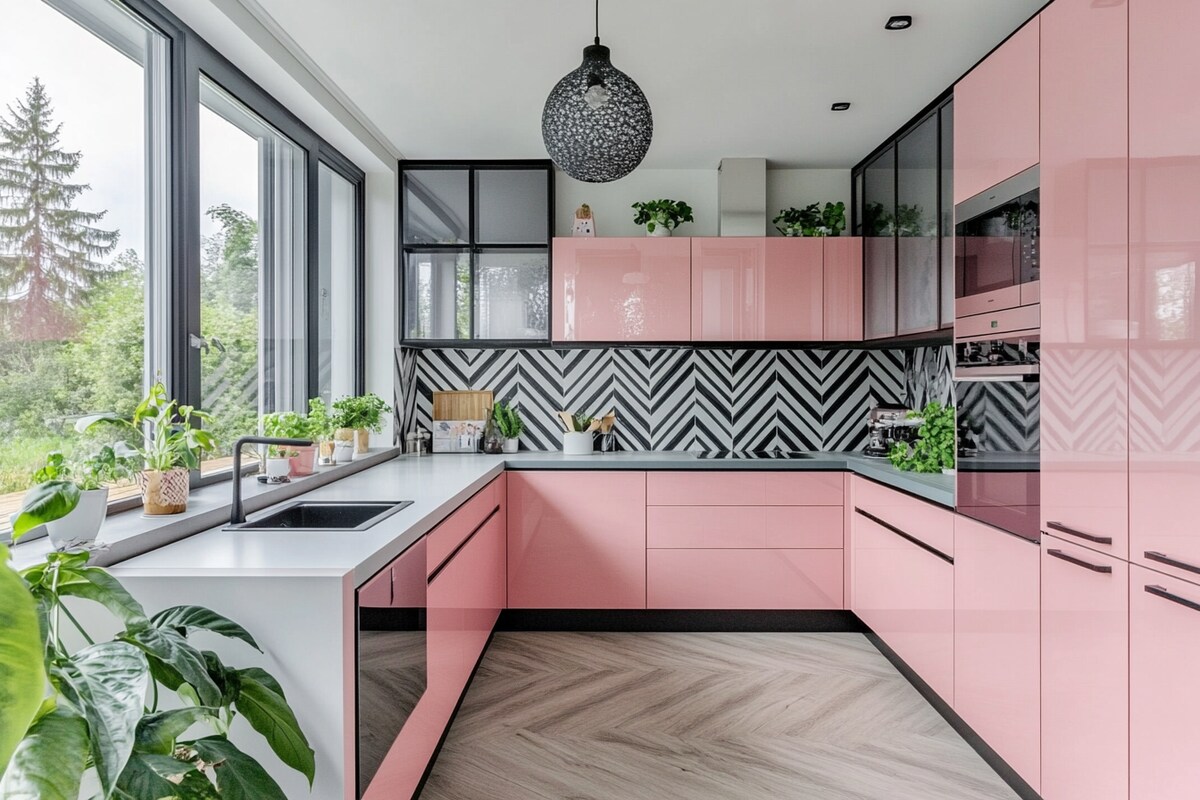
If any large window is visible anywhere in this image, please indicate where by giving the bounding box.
[0,0,365,536]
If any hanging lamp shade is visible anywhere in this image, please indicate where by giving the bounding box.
[541,7,652,183]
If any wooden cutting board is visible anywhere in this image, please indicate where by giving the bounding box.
[433,390,493,421]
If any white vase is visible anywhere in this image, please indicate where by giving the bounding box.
[502,438,520,454]
[333,440,355,465]
[562,431,594,455]
[45,488,108,549]
[266,457,291,483]
[647,226,672,237]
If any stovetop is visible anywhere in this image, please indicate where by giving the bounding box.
[695,450,815,460]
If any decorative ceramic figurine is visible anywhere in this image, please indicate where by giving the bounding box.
[572,203,595,237]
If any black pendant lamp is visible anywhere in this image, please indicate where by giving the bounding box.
[541,0,653,183]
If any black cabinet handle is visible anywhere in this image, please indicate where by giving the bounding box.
[855,507,954,564]
[1045,521,1113,545]
[1046,548,1112,574]
[1145,584,1200,614]
[1144,551,1200,576]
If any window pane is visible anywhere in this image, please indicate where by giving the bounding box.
[475,170,548,244]
[403,252,470,340]
[403,170,468,244]
[474,251,549,339]
[199,77,306,476]
[0,0,165,537]
[317,163,358,403]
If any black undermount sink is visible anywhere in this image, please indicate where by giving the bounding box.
[226,500,412,531]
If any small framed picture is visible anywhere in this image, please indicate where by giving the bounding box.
[431,420,484,453]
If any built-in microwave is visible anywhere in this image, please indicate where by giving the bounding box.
[954,165,1040,322]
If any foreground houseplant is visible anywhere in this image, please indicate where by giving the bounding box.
[631,199,694,236]
[493,401,524,453]
[81,383,216,515]
[17,448,135,548]
[773,201,846,237]
[332,393,390,456]
[887,402,956,474]
[0,547,314,799]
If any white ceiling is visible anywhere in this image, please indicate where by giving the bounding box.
[248,0,1045,169]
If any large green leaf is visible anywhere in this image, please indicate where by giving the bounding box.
[135,707,216,755]
[12,481,80,542]
[52,641,149,798]
[189,736,287,800]
[116,751,206,800]
[122,626,221,707]
[0,547,46,775]
[0,707,88,800]
[56,567,149,627]
[235,667,284,700]
[233,673,314,785]
[150,605,260,651]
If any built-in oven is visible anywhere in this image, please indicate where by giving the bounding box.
[955,336,1040,542]
[955,165,1040,322]
[356,536,427,797]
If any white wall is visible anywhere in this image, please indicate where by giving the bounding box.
[555,167,851,237]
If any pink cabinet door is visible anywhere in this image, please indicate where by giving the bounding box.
[1041,535,1128,800]
[953,516,1041,792]
[648,471,843,507]
[647,548,843,610]
[852,510,954,703]
[507,471,647,608]
[551,237,691,342]
[1040,0,1129,559]
[823,236,863,341]
[1129,0,1200,582]
[426,475,503,575]
[358,564,392,609]
[1130,566,1200,800]
[647,505,843,550]
[853,477,955,558]
[953,18,1040,203]
[763,238,823,340]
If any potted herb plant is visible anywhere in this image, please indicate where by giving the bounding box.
[887,402,957,474]
[79,382,216,515]
[262,410,317,477]
[773,201,846,237]
[14,447,135,548]
[631,199,694,236]
[307,397,337,466]
[0,548,314,798]
[333,393,391,457]
[493,401,524,453]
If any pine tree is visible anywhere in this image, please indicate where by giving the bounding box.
[0,77,119,340]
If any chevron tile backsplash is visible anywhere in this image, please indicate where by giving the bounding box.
[396,345,953,453]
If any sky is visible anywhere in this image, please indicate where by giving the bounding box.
[0,0,259,266]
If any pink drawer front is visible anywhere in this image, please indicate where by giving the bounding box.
[647,471,844,506]
[426,475,503,575]
[647,505,843,549]
[647,548,843,609]
[357,565,392,609]
[955,303,1040,341]
[853,477,955,557]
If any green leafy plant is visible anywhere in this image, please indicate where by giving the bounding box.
[492,402,524,439]
[773,201,846,237]
[572,413,595,432]
[34,447,136,492]
[261,411,310,457]
[895,203,929,237]
[887,402,957,473]
[631,199,694,234]
[0,549,314,799]
[306,398,336,442]
[863,201,895,236]
[332,393,390,432]
[79,382,217,474]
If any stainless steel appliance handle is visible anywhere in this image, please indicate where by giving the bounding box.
[1144,551,1200,576]
[1046,548,1112,574]
[1145,584,1200,614]
[1045,521,1113,546]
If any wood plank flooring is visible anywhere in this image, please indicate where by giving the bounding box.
[421,632,1020,800]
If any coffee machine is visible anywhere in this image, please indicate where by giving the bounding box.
[863,404,919,458]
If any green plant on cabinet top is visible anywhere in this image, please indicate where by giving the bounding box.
[631,199,694,234]
[773,201,846,237]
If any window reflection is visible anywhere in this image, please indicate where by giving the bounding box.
[1153,261,1195,341]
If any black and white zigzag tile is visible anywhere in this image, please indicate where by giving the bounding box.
[906,346,955,409]
[692,349,736,451]
[394,347,419,443]
[648,348,695,451]
[610,349,654,451]
[732,349,780,452]
[515,349,565,451]
[775,350,828,451]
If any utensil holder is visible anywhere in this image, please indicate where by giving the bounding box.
[562,431,594,455]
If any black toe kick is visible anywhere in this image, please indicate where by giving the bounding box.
[495,609,868,633]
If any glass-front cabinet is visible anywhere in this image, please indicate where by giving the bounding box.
[401,162,553,343]
[863,146,897,340]
[896,110,940,335]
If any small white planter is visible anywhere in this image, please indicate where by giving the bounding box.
[562,431,594,455]
[265,457,291,483]
[647,226,672,237]
[45,488,108,549]
[502,438,520,454]
[333,440,355,465]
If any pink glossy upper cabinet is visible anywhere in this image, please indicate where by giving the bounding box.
[1040,0,1129,558]
[954,18,1040,204]
[552,237,691,342]
[763,238,823,340]
[507,471,647,609]
[1129,0,1200,581]
[1130,566,1200,800]
[1041,535,1128,800]
[953,516,1041,792]
[823,237,863,341]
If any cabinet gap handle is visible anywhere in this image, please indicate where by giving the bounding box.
[1145,584,1200,614]
[1144,551,1200,576]
[1046,548,1112,574]
[1045,521,1113,545]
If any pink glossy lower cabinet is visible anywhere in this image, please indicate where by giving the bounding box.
[823,237,863,341]
[953,516,1040,792]
[647,505,843,550]
[551,237,692,342]
[426,474,504,572]
[647,549,843,610]
[507,471,647,608]
[647,471,843,507]
[853,510,954,703]
[1041,535,1128,800]
[1130,566,1200,800]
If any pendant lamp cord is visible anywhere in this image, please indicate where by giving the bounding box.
[594,0,600,45]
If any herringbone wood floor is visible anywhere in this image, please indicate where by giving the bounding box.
[421,632,1021,800]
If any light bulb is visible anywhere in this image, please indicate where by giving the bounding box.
[584,82,611,110]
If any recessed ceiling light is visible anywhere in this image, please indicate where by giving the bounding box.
[885,15,913,30]
[831,102,852,112]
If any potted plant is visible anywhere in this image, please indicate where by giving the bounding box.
[631,199,694,236]
[307,397,337,466]
[14,448,135,548]
[0,548,314,797]
[493,401,524,453]
[332,393,391,457]
[262,410,317,477]
[79,382,216,515]
[773,201,847,237]
[887,402,957,474]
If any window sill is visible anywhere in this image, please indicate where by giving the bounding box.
[8,449,401,570]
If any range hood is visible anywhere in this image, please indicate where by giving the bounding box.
[717,158,767,236]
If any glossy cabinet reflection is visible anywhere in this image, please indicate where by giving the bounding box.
[1129,0,1200,582]
[822,237,863,341]
[1040,0,1129,558]
[863,146,897,339]
[896,112,941,335]
[552,237,691,342]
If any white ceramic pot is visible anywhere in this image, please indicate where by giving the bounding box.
[266,457,291,483]
[333,440,355,465]
[562,431,594,455]
[648,225,672,237]
[502,438,520,454]
[45,487,108,548]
